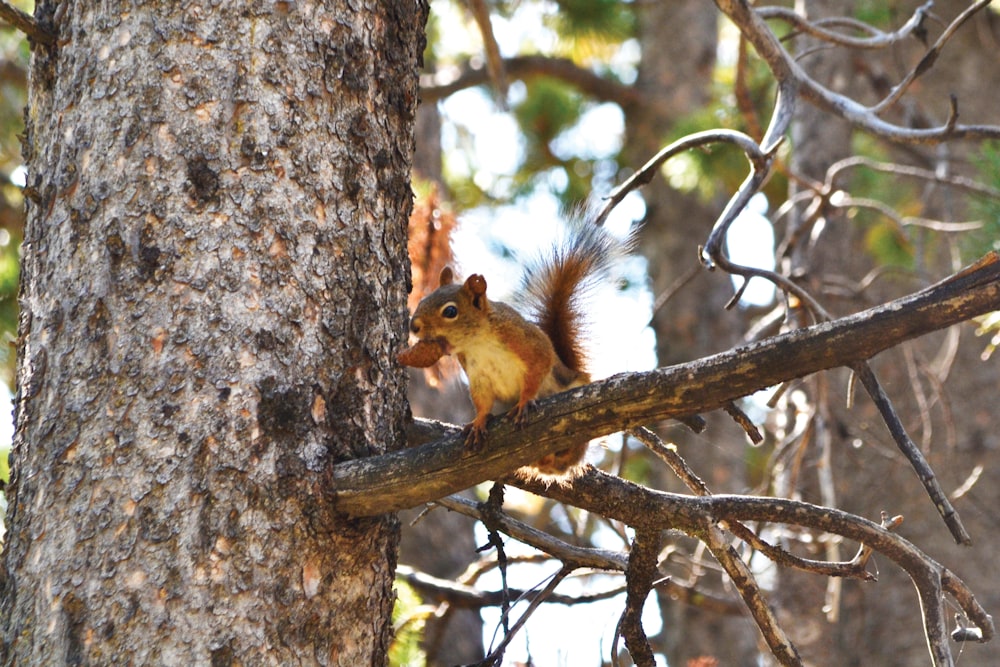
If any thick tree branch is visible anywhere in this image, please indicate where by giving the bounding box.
[332,253,1000,516]
[0,0,55,45]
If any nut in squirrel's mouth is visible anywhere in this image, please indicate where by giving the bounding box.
[397,337,450,368]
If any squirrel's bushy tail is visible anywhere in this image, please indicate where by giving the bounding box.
[521,218,630,376]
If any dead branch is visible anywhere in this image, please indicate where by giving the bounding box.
[435,493,744,614]
[699,519,801,666]
[850,361,970,544]
[332,252,1000,516]
[714,0,1000,144]
[510,468,995,667]
[824,156,1000,201]
[420,54,640,106]
[396,564,622,609]
[867,0,988,115]
[616,528,660,667]
[479,566,571,667]
[757,2,934,50]
[632,427,876,582]
[435,494,628,571]
[466,0,508,105]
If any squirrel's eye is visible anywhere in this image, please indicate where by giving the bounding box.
[442,304,458,319]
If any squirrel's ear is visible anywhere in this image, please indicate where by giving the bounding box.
[465,274,488,310]
[439,267,455,286]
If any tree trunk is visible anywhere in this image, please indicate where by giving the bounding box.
[1,1,426,663]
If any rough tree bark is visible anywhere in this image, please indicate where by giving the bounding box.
[1,1,426,663]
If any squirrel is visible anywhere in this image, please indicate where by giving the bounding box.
[398,220,624,476]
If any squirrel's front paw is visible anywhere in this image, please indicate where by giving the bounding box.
[462,422,487,451]
[508,400,535,427]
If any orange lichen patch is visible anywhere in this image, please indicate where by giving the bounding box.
[397,339,447,368]
[302,559,321,598]
[194,101,217,122]
[151,329,167,355]
[311,393,327,424]
[268,234,288,259]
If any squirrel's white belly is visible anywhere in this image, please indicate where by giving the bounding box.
[460,339,526,408]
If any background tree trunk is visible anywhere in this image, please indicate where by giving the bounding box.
[623,3,760,665]
[771,2,1000,665]
[1,1,426,663]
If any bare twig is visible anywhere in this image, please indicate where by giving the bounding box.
[420,55,640,106]
[594,128,773,227]
[758,2,934,50]
[633,426,878,582]
[700,519,802,666]
[869,0,991,115]
[437,494,628,571]
[849,361,971,545]
[714,0,1000,143]
[723,401,763,444]
[396,564,623,609]
[437,492,744,614]
[824,156,1000,201]
[479,567,571,667]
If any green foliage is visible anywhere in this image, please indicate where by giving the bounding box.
[510,77,593,202]
[548,0,636,46]
[389,580,427,667]
[853,1,897,29]
[862,217,913,268]
[0,19,27,386]
[515,78,584,154]
[965,140,1000,260]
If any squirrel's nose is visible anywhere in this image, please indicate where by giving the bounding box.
[410,317,421,335]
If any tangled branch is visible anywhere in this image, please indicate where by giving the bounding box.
[714,0,1000,143]
[510,468,994,667]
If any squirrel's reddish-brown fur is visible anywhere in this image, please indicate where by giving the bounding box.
[398,221,623,476]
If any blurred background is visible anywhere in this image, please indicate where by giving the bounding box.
[3,1,1000,666]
